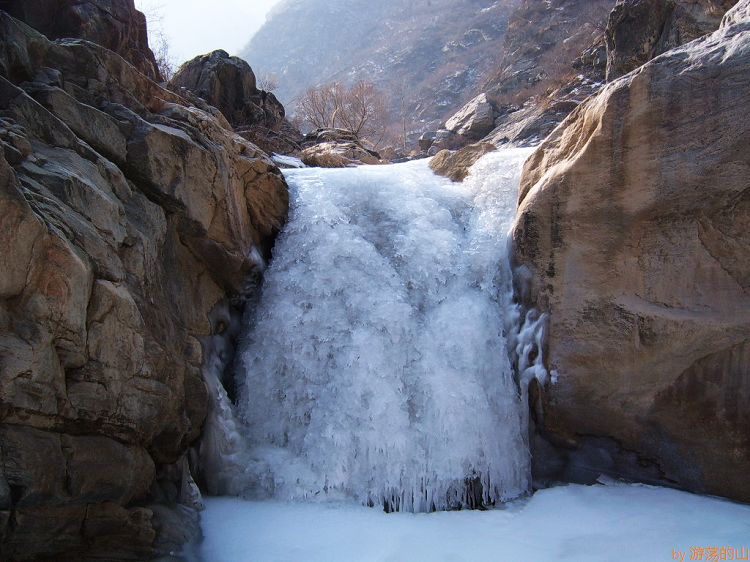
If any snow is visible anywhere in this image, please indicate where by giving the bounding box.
[193,149,750,562]
[271,153,306,168]
[205,149,546,512]
[198,483,750,562]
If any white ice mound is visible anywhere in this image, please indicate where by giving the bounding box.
[236,149,536,511]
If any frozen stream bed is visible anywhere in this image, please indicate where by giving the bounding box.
[197,153,750,561]
[199,483,750,562]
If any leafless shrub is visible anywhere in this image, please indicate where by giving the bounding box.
[258,72,280,92]
[139,1,175,82]
[296,81,388,146]
[151,32,175,82]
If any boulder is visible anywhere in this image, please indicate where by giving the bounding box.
[300,128,383,167]
[512,1,750,503]
[432,128,462,152]
[444,93,496,140]
[377,145,404,162]
[605,0,738,80]
[169,50,300,155]
[169,50,278,128]
[0,9,288,561]
[302,128,361,145]
[300,141,382,168]
[0,0,162,81]
[418,131,437,152]
[429,143,496,182]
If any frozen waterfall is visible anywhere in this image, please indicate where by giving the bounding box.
[210,148,543,512]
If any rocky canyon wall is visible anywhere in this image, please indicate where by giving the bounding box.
[0,0,162,81]
[605,0,739,80]
[512,0,750,503]
[0,5,288,561]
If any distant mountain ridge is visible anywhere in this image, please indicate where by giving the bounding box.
[241,0,524,136]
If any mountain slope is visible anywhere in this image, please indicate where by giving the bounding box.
[242,0,523,135]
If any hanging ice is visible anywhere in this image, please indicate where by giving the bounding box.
[234,148,537,511]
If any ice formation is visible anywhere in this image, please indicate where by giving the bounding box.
[199,483,750,562]
[272,153,306,168]
[229,149,541,511]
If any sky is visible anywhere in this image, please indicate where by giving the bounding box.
[135,0,282,66]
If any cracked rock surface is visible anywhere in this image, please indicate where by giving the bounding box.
[0,7,288,561]
[512,0,750,503]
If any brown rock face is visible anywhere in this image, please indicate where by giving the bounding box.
[0,0,162,81]
[429,143,496,182]
[605,0,738,80]
[0,9,287,561]
[512,1,750,502]
[483,0,614,145]
[168,50,301,155]
[300,142,382,168]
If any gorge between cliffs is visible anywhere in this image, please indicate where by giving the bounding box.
[0,0,749,560]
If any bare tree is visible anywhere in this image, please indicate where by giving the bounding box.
[297,86,327,128]
[296,82,345,129]
[258,72,280,92]
[295,81,387,145]
[151,32,175,81]
[139,1,175,81]
[338,81,387,144]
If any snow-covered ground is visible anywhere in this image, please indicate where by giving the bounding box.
[199,483,750,562]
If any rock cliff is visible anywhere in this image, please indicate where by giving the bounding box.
[605,0,738,80]
[512,0,750,502]
[420,0,616,164]
[482,0,614,145]
[431,0,737,181]
[0,0,162,81]
[169,50,302,155]
[467,0,735,148]
[0,4,288,560]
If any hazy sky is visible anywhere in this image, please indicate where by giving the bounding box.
[135,0,282,65]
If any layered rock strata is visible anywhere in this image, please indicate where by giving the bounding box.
[0,8,288,560]
[0,0,162,81]
[512,0,750,503]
